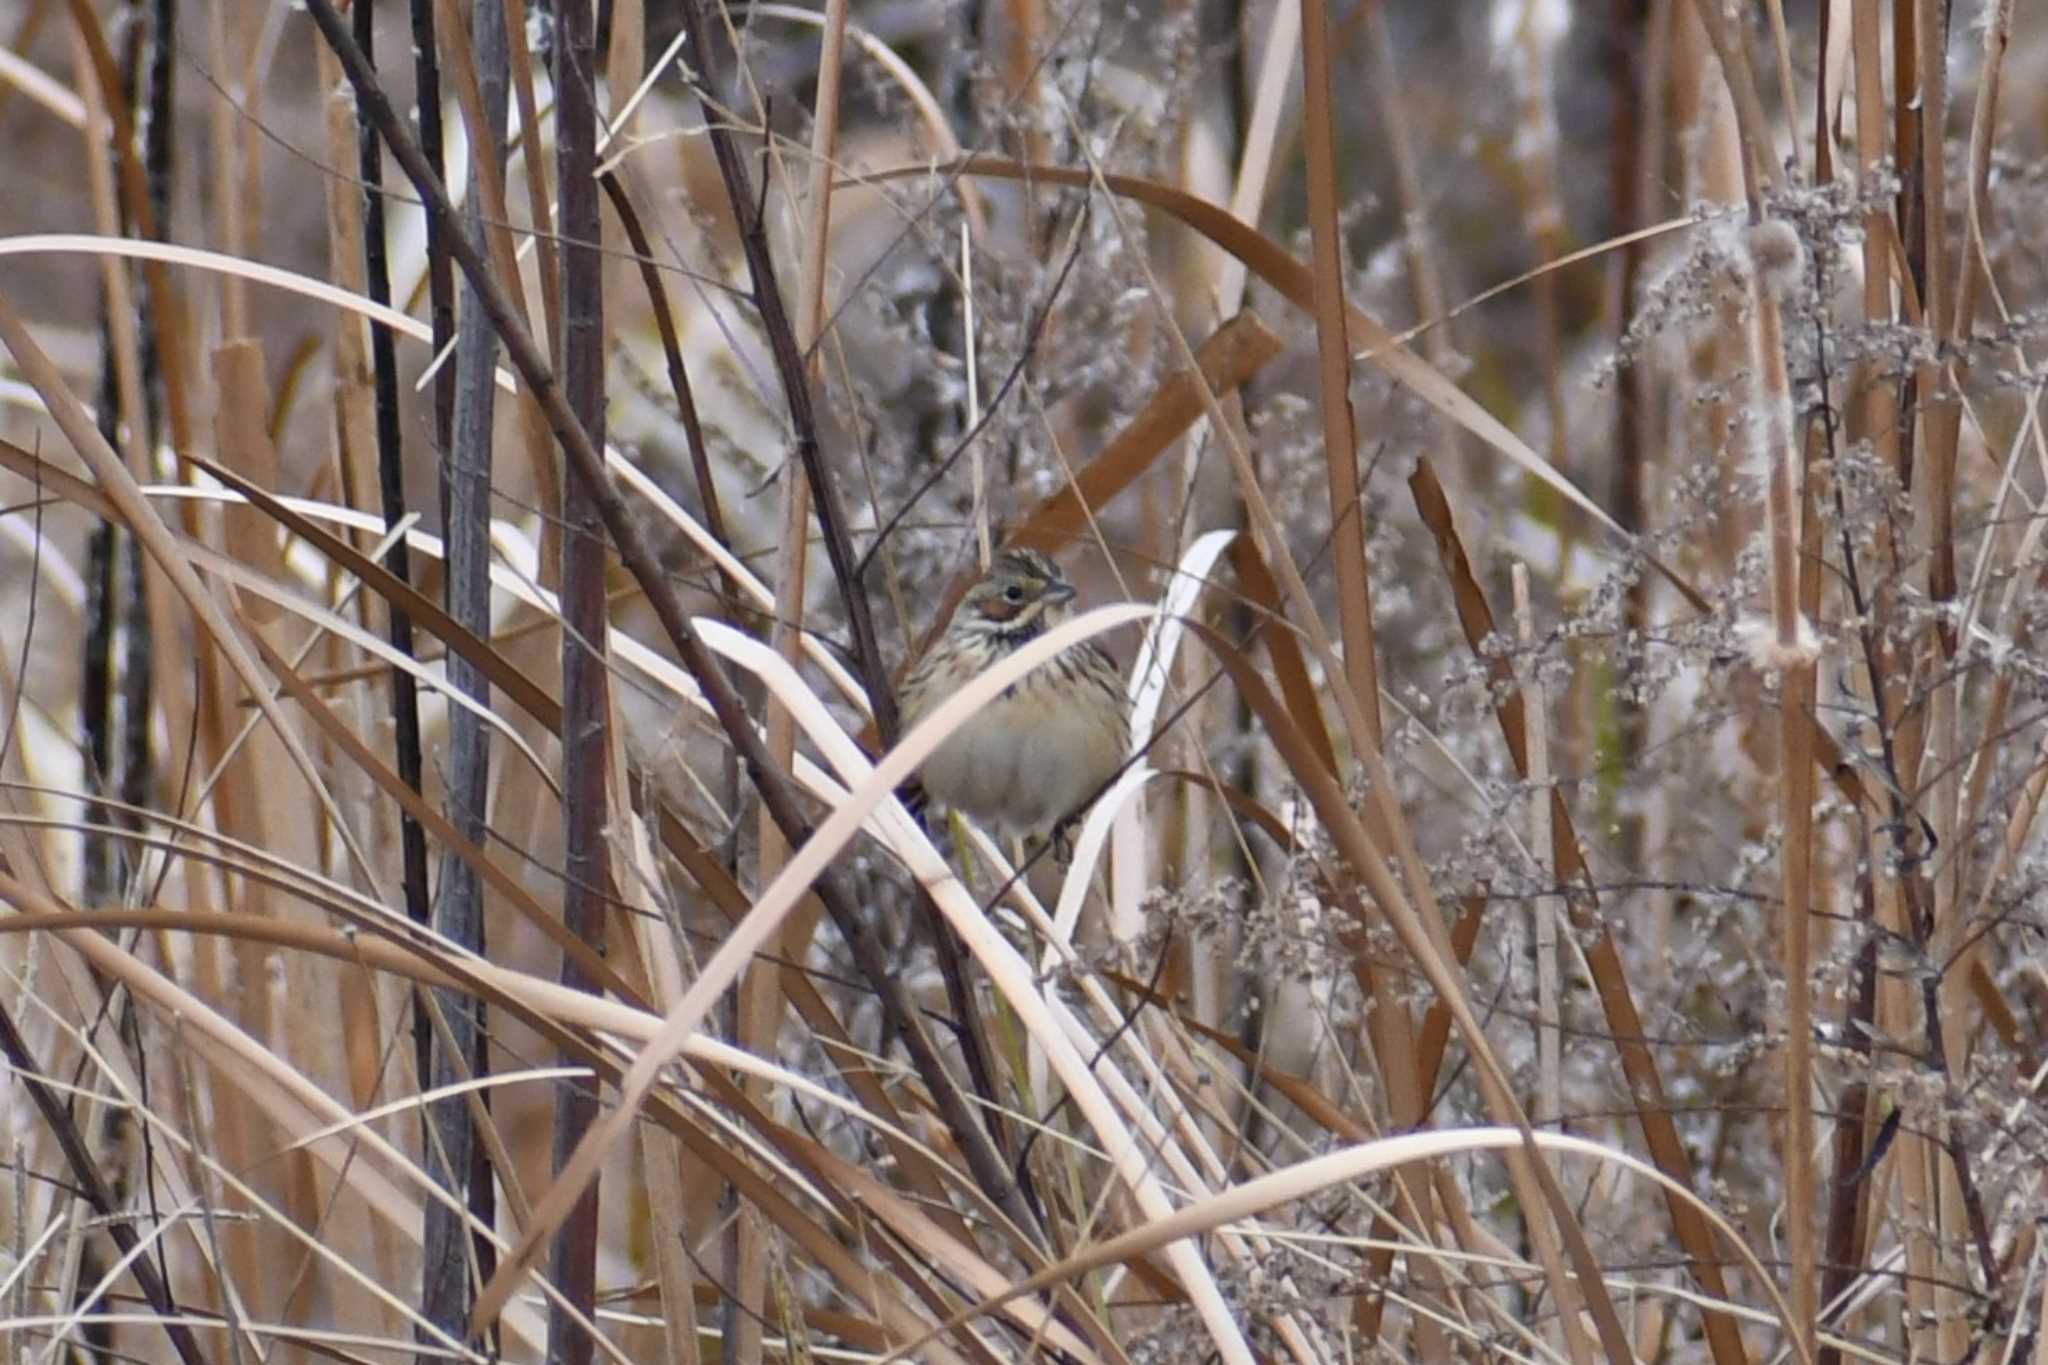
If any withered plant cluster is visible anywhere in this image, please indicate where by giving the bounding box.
[0,1,2044,1363]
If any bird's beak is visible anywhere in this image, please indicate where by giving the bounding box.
[1045,580,1076,604]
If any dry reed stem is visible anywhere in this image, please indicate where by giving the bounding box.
[1295,0,1380,759]
[1749,218,1819,1358]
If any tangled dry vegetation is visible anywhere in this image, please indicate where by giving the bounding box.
[2,0,2046,1362]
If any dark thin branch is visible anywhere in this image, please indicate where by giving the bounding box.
[596,169,741,614]
[595,167,751,982]
[1919,968,2000,1297]
[663,0,899,749]
[412,0,454,450]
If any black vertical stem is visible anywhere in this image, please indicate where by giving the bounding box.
[353,0,436,977]
[546,0,608,1356]
[81,440,120,912]
[74,3,173,1340]
[412,0,456,450]
[120,0,165,824]
[126,0,175,1288]
[418,0,510,1347]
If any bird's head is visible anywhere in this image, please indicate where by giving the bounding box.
[958,548,1076,642]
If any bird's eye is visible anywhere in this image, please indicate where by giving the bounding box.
[1003,585,1025,603]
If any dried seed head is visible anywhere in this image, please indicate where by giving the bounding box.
[1746,219,1805,296]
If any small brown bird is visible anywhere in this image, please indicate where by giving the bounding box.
[899,548,1128,837]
